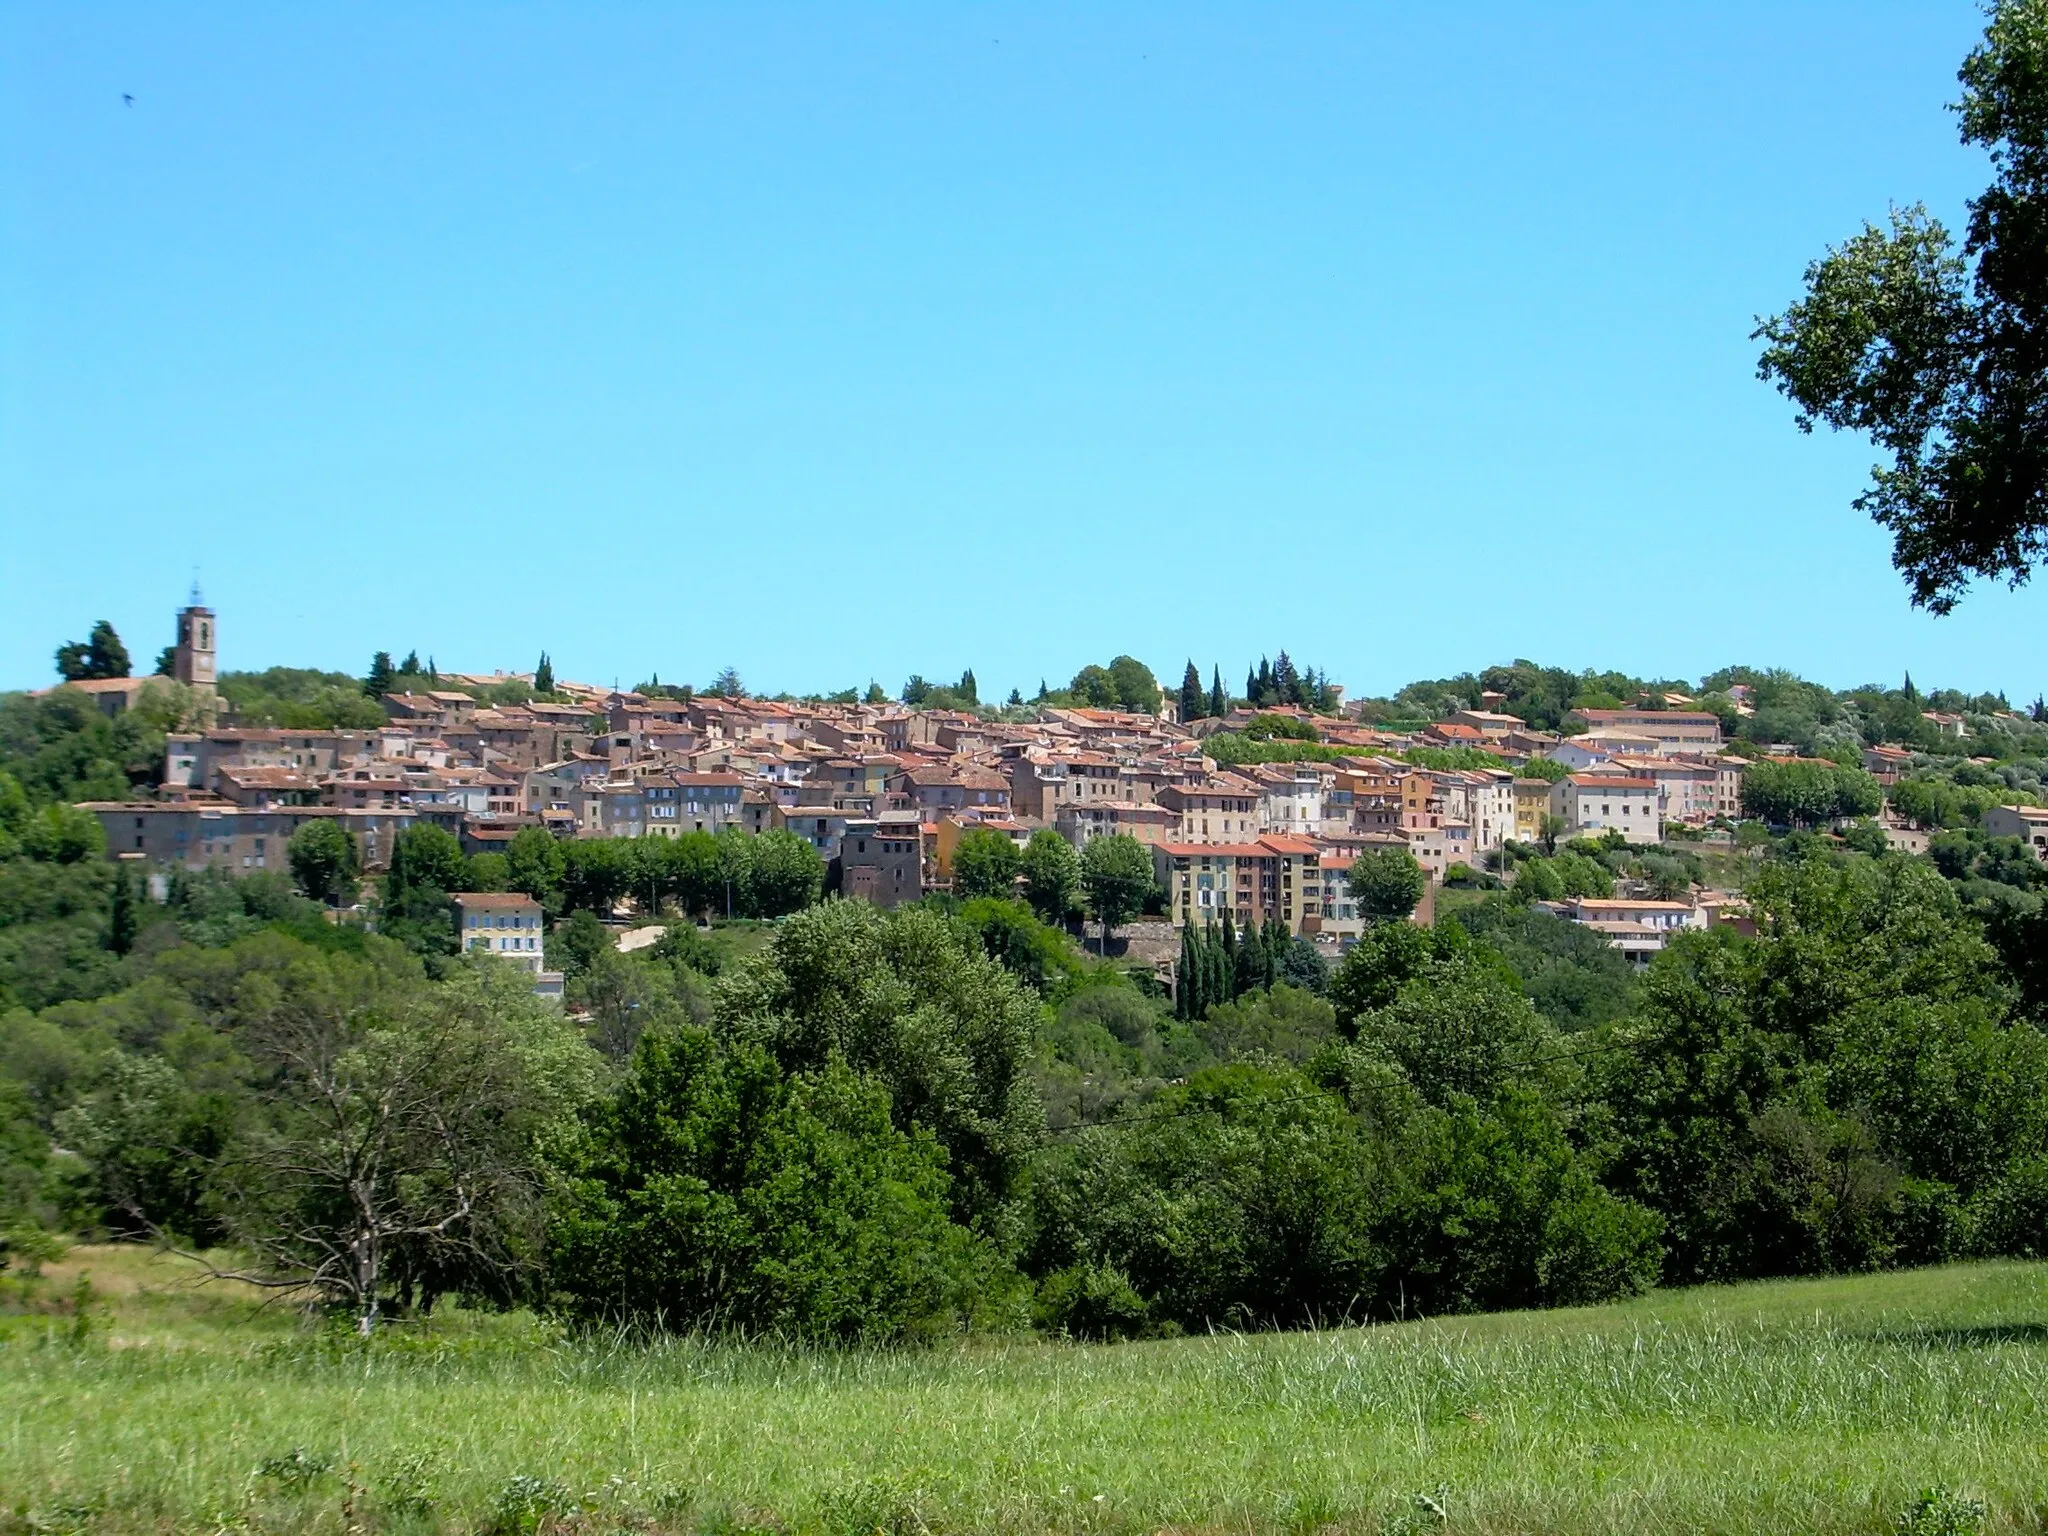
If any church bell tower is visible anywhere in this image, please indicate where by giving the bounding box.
[173,588,216,693]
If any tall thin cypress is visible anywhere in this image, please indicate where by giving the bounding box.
[1210,665,1227,719]
[1235,918,1264,996]
[1219,910,1239,1001]
[1265,918,1290,987]
[1179,661,1204,722]
[1177,919,1198,1021]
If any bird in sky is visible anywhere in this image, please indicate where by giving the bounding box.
[122,94,134,106]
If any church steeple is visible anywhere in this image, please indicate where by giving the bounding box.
[173,596,216,693]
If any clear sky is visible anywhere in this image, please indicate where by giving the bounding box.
[3,2,2040,704]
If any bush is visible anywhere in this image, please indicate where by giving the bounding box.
[1033,1262,1149,1340]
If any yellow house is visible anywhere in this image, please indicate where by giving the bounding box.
[1513,777,1555,842]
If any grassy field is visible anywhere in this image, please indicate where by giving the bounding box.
[3,1248,2045,1535]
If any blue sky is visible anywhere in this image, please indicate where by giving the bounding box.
[3,2,2041,704]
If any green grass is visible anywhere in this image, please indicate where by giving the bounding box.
[5,1248,2047,1534]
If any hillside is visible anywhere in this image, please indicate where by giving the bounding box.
[4,1247,2043,1534]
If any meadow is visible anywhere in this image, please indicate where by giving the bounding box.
[3,1248,2044,1535]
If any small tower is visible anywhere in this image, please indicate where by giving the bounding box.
[173,586,216,693]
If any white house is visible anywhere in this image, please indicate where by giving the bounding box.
[1549,774,1662,845]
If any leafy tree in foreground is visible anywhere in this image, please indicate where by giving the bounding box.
[550,1028,994,1341]
[1346,846,1427,923]
[1019,827,1080,924]
[715,900,1043,1221]
[287,820,360,907]
[1756,0,2048,611]
[208,964,596,1332]
[1079,834,1154,952]
[953,826,1023,901]
[747,827,826,916]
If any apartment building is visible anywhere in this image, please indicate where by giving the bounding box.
[1566,708,1724,754]
[1155,778,1261,843]
[1153,835,1320,933]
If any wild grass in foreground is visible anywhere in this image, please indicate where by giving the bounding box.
[3,1248,2046,1535]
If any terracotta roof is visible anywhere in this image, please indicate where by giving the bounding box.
[452,892,540,909]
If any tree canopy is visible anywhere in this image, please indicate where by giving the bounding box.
[1756,0,2048,611]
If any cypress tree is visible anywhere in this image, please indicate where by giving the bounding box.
[1235,918,1264,996]
[1210,665,1227,719]
[1219,910,1239,1001]
[1179,660,1204,722]
[107,866,138,957]
[1177,920,1198,1021]
[1265,918,1289,988]
[1246,664,1259,705]
[1205,924,1227,1016]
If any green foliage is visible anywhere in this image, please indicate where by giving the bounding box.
[380,824,467,958]
[216,668,389,730]
[1195,983,1340,1064]
[952,827,1022,901]
[1346,847,1427,922]
[1742,760,1885,827]
[1018,828,1079,924]
[1454,899,1639,1030]
[1067,656,1160,714]
[1599,856,2048,1284]
[1755,2,2048,611]
[715,901,1042,1222]
[0,690,164,806]
[550,1029,998,1341]
[953,898,1082,996]
[1239,713,1319,742]
[287,820,359,906]
[1078,834,1154,944]
[53,621,131,682]
[1201,732,1351,767]
[1403,746,1509,772]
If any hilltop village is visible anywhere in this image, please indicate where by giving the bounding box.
[43,601,2047,994]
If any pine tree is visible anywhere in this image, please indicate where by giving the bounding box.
[363,651,395,698]
[399,650,421,676]
[1210,665,1227,719]
[1274,651,1301,706]
[1904,672,1920,704]
[1180,660,1204,722]
[535,653,555,693]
